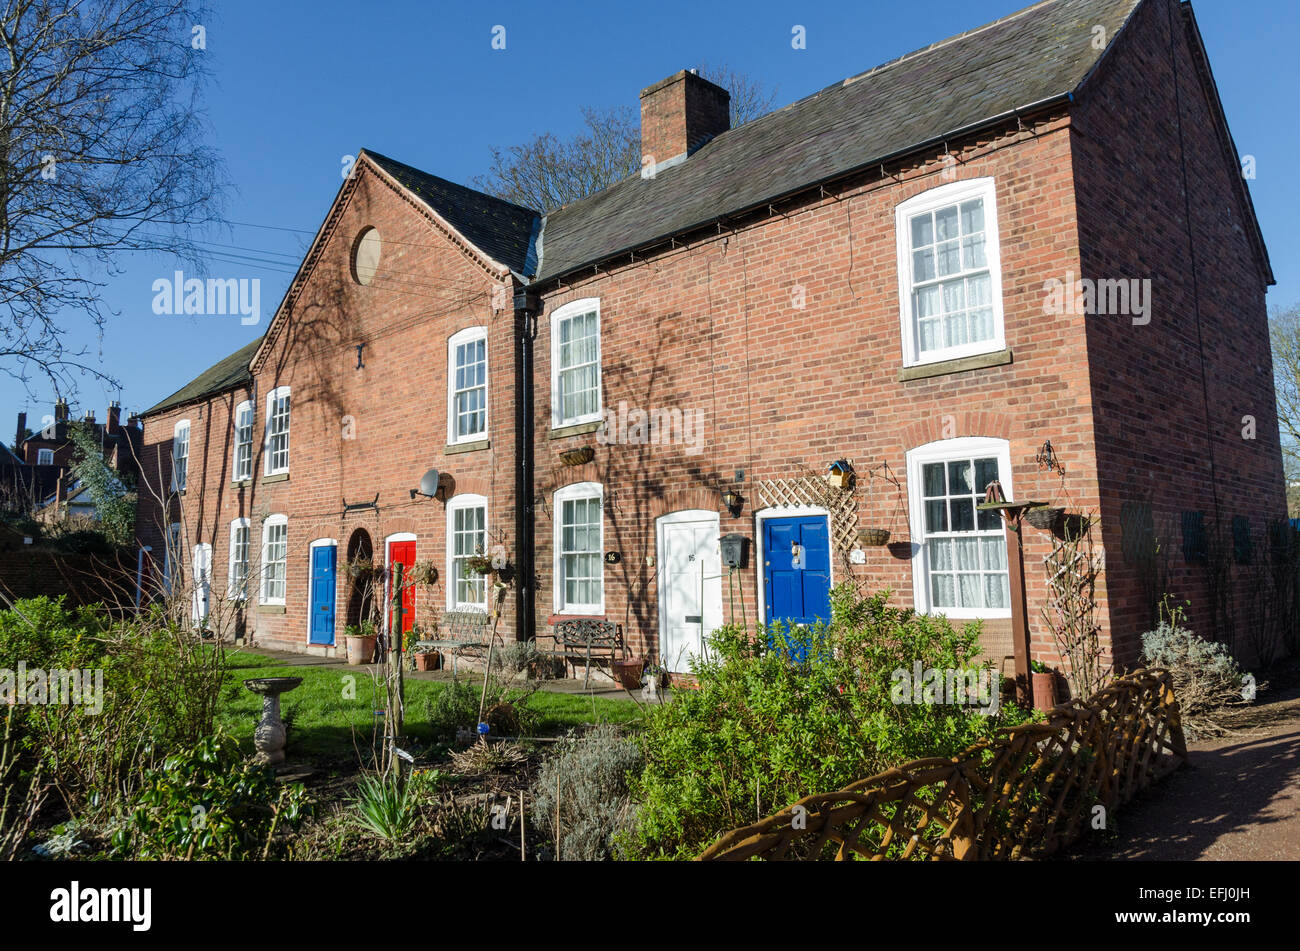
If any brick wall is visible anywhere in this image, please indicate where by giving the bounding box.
[137,157,522,654]
[1071,0,1284,666]
[535,111,1102,675]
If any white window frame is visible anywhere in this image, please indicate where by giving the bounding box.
[553,481,604,615]
[163,522,182,595]
[895,177,1005,368]
[171,419,191,492]
[232,399,254,482]
[228,517,251,600]
[264,386,291,476]
[259,514,288,605]
[905,436,1013,620]
[36,448,53,466]
[549,298,602,429]
[446,494,489,610]
[447,327,489,445]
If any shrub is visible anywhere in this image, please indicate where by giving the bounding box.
[423,680,481,741]
[1,601,227,821]
[530,723,642,861]
[110,733,309,860]
[0,595,106,671]
[1141,615,1245,734]
[351,773,418,843]
[628,584,1031,859]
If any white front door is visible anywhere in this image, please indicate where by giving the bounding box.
[657,511,722,673]
[191,543,212,626]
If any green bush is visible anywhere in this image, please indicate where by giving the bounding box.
[350,773,418,843]
[110,733,310,860]
[530,724,642,861]
[1141,615,1245,734]
[629,584,1030,859]
[423,680,481,741]
[0,600,227,821]
[0,595,106,671]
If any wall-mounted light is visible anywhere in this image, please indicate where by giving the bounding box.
[720,487,744,518]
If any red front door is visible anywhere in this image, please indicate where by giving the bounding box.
[387,539,416,640]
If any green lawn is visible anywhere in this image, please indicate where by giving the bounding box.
[217,651,644,762]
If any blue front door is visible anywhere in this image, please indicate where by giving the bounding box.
[309,545,337,645]
[764,516,831,660]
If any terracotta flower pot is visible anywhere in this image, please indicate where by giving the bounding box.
[413,651,440,672]
[345,634,376,666]
[1031,671,1058,711]
[611,659,644,691]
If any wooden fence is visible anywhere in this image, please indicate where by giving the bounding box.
[698,668,1187,861]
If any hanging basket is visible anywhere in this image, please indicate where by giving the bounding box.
[558,446,595,467]
[858,527,891,547]
[1025,506,1065,531]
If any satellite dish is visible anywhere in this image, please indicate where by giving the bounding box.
[418,468,441,498]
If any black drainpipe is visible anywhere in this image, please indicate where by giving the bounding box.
[514,289,540,642]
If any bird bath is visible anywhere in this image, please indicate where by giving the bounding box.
[244,677,302,766]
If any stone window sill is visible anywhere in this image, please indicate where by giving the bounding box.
[548,420,602,440]
[257,604,285,615]
[445,438,490,454]
[898,348,1013,382]
[261,472,289,485]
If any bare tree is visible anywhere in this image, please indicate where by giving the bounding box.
[1269,303,1300,514]
[475,64,776,213]
[0,0,225,399]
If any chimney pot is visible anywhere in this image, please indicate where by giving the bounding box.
[54,399,69,423]
[639,69,730,173]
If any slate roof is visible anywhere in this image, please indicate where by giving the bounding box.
[534,0,1141,282]
[144,336,262,416]
[364,150,539,274]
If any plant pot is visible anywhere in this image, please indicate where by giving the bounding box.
[1031,671,1058,712]
[1025,506,1064,531]
[859,528,891,547]
[345,634,376,666]
[611,659,644,691]
[413,651,440,672]
[559,446,595,467]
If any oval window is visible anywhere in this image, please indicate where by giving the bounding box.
[352,227,381,285]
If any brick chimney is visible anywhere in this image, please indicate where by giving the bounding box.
[106,402,121,436]
[639,69,730,173]
[54,399,69,423]
[15,411,25,448]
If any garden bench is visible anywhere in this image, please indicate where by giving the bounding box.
[547,618,624,688]
[413,608,493,676]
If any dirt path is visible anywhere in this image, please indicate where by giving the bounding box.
[1067,677,1300,860]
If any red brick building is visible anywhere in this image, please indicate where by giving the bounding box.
[137,0,1283,682]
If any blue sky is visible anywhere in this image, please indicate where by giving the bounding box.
[4,0,1295,431]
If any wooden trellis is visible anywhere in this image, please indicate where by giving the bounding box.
[757,476,859,557]
[698,668,1187,861]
